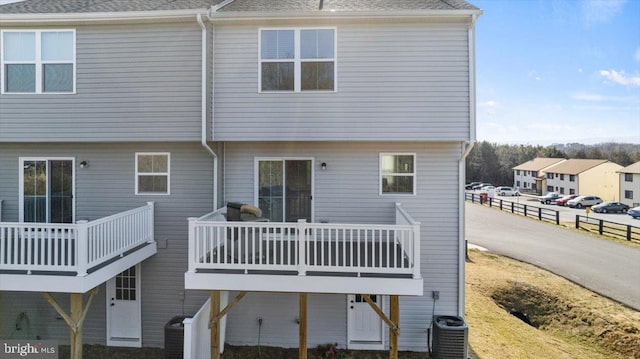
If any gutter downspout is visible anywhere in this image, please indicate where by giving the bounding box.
[458,13,478,318]
[197,13,218,210]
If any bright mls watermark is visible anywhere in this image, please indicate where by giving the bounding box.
[0,340,57,359]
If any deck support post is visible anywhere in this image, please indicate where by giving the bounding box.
[41,288,98,359]
[299,293,308,359]
[210,291,221,359]
[389,295,399,359]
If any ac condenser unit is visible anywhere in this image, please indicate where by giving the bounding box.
[432,315,469,359]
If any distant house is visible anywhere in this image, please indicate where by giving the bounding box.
[512,158,566,194]
[618,161,640,207]
[543,159,623,200]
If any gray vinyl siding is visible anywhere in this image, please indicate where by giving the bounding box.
[0,142,214,347]
[222,141,462,351]
[213,21,471,142]
[0,22,202,142]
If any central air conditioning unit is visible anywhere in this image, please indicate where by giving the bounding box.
[432,315,469,359]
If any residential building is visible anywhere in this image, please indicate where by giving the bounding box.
[0,0,481,357]
[512,157,566,194]
[618,161,640,207]
[543,159,622,200]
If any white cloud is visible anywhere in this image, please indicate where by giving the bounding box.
[582,0,626,26]
[528,70,542,81]
[599,70,640,87]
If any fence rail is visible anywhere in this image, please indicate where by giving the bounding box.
[0,202,154,275]
[575,215,640,242]
[465,192,560,225]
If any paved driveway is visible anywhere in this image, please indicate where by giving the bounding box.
[466,202,640,310]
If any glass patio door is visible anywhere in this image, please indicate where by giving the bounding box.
[257,159,312,222]
[21,159,74,223]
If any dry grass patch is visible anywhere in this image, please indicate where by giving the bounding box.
[466,250,640,359]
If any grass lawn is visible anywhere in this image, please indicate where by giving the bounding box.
[466,250,640,359]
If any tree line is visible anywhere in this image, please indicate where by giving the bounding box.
[465,142,640,186]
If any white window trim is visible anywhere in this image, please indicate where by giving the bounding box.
[1,29,76,95]
[258,27,337,93]
[135,152,171,196]
[379,153,417,196]
[18,157,76,223]
[253,157,315,223]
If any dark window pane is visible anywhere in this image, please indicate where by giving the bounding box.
[261,62,294,91]
[137,155,153,173]
[43,64,73,92]
[382,175,414,194]
[301,62,334,91]
[5,64,35,92]
[138,175,168,193]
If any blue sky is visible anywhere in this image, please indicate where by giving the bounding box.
[473,0,640,145]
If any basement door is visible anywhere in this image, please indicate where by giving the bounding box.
[347,294,384,350]
[106,265,142,347]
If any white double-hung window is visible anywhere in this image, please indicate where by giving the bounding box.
[259,28,336,92]
[1,29,75,94]
[380,153,416,195]
[135,153,170,195]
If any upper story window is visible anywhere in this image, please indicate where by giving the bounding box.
[380,153,416,195]
[547,173,554,179]
[625,173,633,182]
[560,174,565,180]
[516,170,521,175]
[259,28,336,92]
[135,153,170,195]
[1,30,75,94]
[569,175,575,182]
[532,171,538,177]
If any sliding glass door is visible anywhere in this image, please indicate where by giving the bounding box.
[257,159,312,223]
[21,158,74,223]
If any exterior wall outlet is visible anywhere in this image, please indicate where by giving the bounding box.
[432,290,440,300]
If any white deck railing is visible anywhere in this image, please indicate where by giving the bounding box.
[188,204,421,279]
[0,202,154,275]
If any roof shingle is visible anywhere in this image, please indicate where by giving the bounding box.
[618,161,640,174]
[512,157,566,171]
[0,0,224,13]
[544,159,611,175]
[0,0,479,14]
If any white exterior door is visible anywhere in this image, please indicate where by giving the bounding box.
[347,294,384,349]
[106,265,142,347]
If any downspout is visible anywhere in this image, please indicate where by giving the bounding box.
[197,13,218,210]
[458,13,478,318]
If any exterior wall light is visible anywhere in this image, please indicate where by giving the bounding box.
[321,162,327,171]
[80,161,89,168]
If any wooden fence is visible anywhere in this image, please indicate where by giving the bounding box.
[575,215,640,242]
[465,192,560,225]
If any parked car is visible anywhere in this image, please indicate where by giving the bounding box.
[480,185,495,191]
[539,192,561,204]
[567,195,603,209]
[628,207,640,219]
[554,194,578,206]
[591,202,630,214]
[465,182,481,190]
[495,186,520,196]
[472,183,492,190]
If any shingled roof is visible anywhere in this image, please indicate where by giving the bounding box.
[618,161,640,174]
[513,157,566,171]
[0,0,479,14]
[217,0,479,12]
[544,159,611,175]
[0,0,224,13]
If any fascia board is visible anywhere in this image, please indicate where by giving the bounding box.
[208,9,483,23]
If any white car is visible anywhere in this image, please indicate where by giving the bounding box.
[567,195,603,209]
[495,186,520,196]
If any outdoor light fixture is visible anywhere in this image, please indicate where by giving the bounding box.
[80,161,89,168]
[321,162,327,171]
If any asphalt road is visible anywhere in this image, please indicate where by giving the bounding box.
[466,202,640,310]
